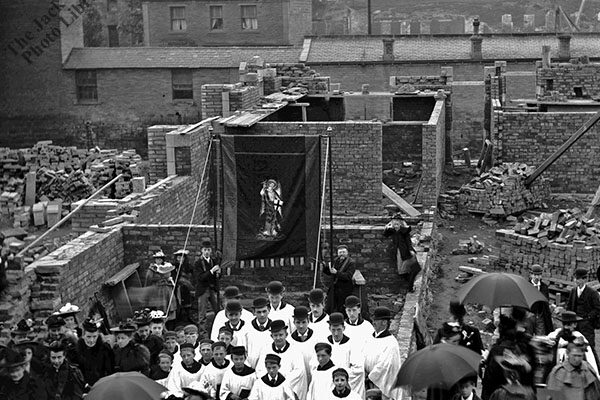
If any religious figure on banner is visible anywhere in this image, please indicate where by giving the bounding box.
[258,179,284,240]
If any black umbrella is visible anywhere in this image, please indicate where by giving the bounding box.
[456,272,547,309]
[86,372,167,400]
[396,343,481,392]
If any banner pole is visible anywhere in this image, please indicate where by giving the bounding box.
[313,136,330,289]
[328,136,334,265]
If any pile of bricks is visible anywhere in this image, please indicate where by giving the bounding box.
[441,163,550,217]
[451,236,486,255]
[36,168,95,203]
[88,149,142,199]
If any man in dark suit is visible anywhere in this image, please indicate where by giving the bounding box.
[566,267,600,351]
[193,238,221,337]
[323,245,356,315]
[529,264,554,335]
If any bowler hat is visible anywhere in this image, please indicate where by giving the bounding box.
[0,348,27,368]
[529,264,543,274]
[223,286,242,299]
[225,300,242,313]
[293,306,309,321]
[308,288,325,304]
[265,353,281,365]
[372,306,393,321]
[344,295,360,309]
[575,268,588,279]
[201,238,212,248]
[253,297,269,309]
[314,342,332,353]
[558,311,584,324]
[328,312,345,326]
[230,346,246,356]
[270,319,287,333]
[45,315,66,328]
[266,281,284,294]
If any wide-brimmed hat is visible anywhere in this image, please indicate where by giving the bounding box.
[155,262,175,274]
[149,310,167,322]
[0,348,27,368]
[45,315,66,328]
[558,311,584,324]
[11,319,34,336]
[82,318,104,333]
[110,322,137,334]
[173,249,189,256]
[182,381,213,399]
[133,310,152,327]
[55,303,80,318]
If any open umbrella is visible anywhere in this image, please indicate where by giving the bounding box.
[456,272,548,309]
[396,343,481,392]
[86,372,168,400]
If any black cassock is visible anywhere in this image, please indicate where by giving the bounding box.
[323,256,356,314]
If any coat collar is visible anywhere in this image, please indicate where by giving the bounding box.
[291,328,314,342]
[262,373,286,387]
[346,316,364,326]
[332,387,352,397]
[251,318,272,332]
[181,359,203,373]
[373,329,392,338]
[272,341,290,353]
[226,320,245,331]
[211,359,230,369]
[232,364,255,376]
[309,312,327,324]
[317,360,335,371]
[328,334,350,345]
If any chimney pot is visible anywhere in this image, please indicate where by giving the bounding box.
[473,18,480,35]
[470,19,483,60]
[558,33,571,61]
[382,38,395,61]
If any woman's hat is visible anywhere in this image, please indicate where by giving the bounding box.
[153,251,166,258]
[11,319,33,336]
[45,315,66,328]
[155,263,175,274]
[109,322,137,334]
[150,310,167,322]
[55,303,80,318]
[0,348,27,368]
[173,249,189,256]
[82,318,103,333]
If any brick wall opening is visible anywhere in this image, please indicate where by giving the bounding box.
[393,96,436,121]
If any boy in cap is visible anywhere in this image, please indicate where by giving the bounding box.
[199,341,231,399]
[566,267,600,348]
[167,342,205,398]
[249,354,296,400]
[323,245,356,314]
[327,368,362,400]
[199,338,214,366]
[308,288,330,341]
[173,324,200,364]
[218,326,234,357]
[211,286,254,341]
[256,319,307,400]
[528,264,553,335]
[364,307,402,400]
[290,306,318,378]
[220,346,257,400]
[221,299,250,346]
[244,297,274,368]
[193,238,221,336]
[307,342,335,400]
[163,330,180,358]
[343,295,374,349]
[150,349,172,383]
[325,312,365,397]
[265,281,295,331]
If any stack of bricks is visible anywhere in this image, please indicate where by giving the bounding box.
[0,190,22,219]
[495,228,600,281]
[228,86,261,112]
[441,163,550,216]
[88,149,142,199]
[390,68,453,93]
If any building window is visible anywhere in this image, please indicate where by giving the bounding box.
[545,79,553,91]
[107,0,118,12]
[76,70,98,102]
[108,25,119,47]
[172,70,193,100]
[241,5,258,30]
[170,6,187,31]
[210,6,223,30]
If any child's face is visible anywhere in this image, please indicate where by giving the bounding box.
[181,349,195,366]
[316,349,330,366]
[232,354,246,369]
[333,375,347,391]
[185,332,198,344]
[294,318,308,333]
[200,345,212,361]
[266,362,279,378]
[159,357,172,372]
[150,323,163,336]
[176,331,186,344]
[218,333,232,347]
[458,381,475,398]
[227,311,241,326]
[165,337,178,352]
[212,346,226,364]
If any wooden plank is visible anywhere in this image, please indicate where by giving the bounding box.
[382,183,421,217]
[525,110,600,186]
[104,263,140,286]
[585,182,600,218]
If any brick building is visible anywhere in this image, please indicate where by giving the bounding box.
[141,0,312,46]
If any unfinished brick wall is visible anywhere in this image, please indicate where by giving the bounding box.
[537,62,600,99]
[148,125,180,183]
[494,111,600,193]
[420,98,446,207]
[225,121,383,215]
[201,84,261,119]
[382,123,423,168]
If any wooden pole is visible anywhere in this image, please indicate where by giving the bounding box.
[585,183,600,218]
[17,173,124,258]
[313,137,330,289]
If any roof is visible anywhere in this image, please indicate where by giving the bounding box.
[304,34,600,63]
[63,46,302,69]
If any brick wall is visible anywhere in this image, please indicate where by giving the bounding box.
[382,123,423,168]
[226,121,383,215]
[201,83,261,118]
[420,98,446,207]
[537,62,600,99]
[148,125,180,183]
[494,111,600,193]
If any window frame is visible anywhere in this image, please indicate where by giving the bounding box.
[209,5,224,31]
[172,69,194,101]
[170,6,187,32]
[75,70,98,103]
[240,4,258,30]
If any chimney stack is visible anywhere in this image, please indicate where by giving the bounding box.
[470,18,483,60]
[382,38,395,61]
[557,33,571,60]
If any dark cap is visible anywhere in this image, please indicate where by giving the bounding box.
[293,306,309,321]
[441,322,461,339]
[575,268,588,279]
[529,264,543,274]
[328,312,345,326]
[180,342,195,352]
[336,245,348,251]
[308,288,325,304]
[265,354,281,365]
[223,286,242,299]
[82,318,103,333]
[230,346,246,356]
[253,297,269,309]
[212,341,227,350]
[164,330,178,339]
[11,319,33,335]
[344,295,361,309]
[158,350,173,359]
[225,300,243,313]
[218,326,234,336]
[559,311,584,324]
[266,281,284,294]
[0,348,27,368]
[199,339,214,348]
[201,238,212,248]
[314,342,332,353]
[270,319,287,333]
[332,367,349,379]
[372,306,393,321]
[45,315,66,328]
[183,324,199,334]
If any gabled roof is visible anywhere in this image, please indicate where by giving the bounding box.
[304,34,600,63]
[63,46,302,69]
